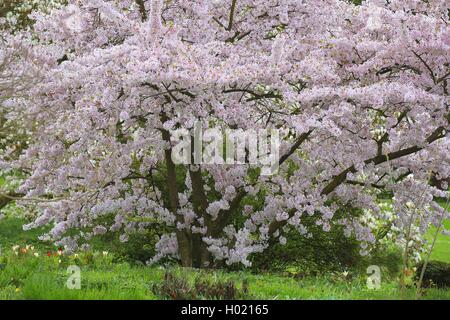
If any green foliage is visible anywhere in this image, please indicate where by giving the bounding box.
[250,227,361,275]
[355,245,402,279]
[246,202,404,280]
[0,243,158,300]
[249,206,365,275]
[415,261,450,289]
[88,219,163,265]
[0,217,52,252]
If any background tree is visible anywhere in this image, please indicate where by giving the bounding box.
[0,0,66,210]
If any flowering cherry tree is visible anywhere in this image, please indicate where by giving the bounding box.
[3,0,449,268]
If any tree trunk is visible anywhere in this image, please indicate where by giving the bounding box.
[189,168,213,268]
[160,116,242,268]
[161,115,193,267]
[176,231,193,268]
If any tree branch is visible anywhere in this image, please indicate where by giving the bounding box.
[412,51,437,84]
[0,192,22,209]
[321,126,446,196]
[214,131,313,235]
[267,126,447,237]
[227,0,238,31]
[278,130,313,166]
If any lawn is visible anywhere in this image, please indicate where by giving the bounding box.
[424,200,450,263]
[0,215,449,300]
[0,249,449,300]
[426,219,450,263]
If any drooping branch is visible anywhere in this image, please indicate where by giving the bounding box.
[321,126,446,196]
[412,51,437,84]
[268,208,295,236]
[223,87,282,102]
[0,192,66,204]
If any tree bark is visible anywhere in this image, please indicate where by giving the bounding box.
[161,116,193,267]
[0,192,21,209]
[189,167,212,268]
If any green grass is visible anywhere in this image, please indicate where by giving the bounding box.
[0,255,449,300]
[0,212,449,300]
[20,265,159,300]
[424,201,450,263]
[0,217,52,252]
[426,220,450,263]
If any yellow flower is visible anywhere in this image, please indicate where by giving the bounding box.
[15,288,20,293]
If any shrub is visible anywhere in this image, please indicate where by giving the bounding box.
[151,272,193,300]
[354,245,402,280]
[414,261,450,288]
[194,277,249,300]
[249,208,363,275]
[79,212,169,265]
[250,228,361,275]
